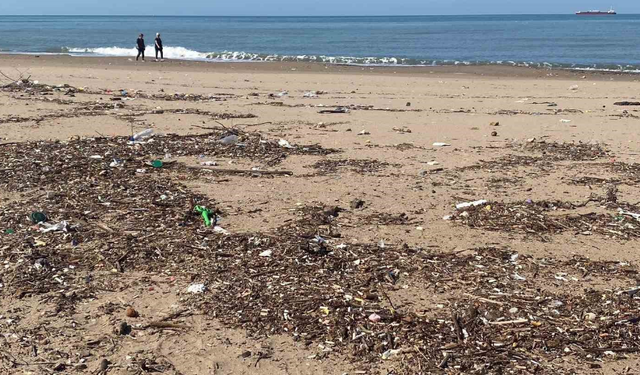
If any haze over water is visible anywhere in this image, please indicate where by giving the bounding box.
[2,15,639,71]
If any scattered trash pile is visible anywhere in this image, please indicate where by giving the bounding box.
[191,230,640,373]
[309,159,399,175]
[0,130,336,191]
[515,140,610,162]
[448,199,640,240]
[131,91,238,102]
[459,141,609,174]
[458,154,548,172]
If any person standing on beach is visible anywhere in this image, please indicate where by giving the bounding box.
[136,34,145,61]
[155,33,164,61]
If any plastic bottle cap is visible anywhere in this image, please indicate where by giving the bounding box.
[30,212,47,224]
[4,229,14,234]
[151,160,163,168]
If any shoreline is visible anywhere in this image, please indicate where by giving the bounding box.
[1,53,639,81]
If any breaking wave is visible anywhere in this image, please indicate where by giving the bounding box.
[37,46,640,73]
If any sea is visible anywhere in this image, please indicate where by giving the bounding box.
[1,15,640,72]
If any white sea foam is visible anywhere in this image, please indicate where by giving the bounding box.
[34,46,640,73]
[69,46,210,60]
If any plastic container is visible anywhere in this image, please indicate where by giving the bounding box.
[131,129,154,141]
[219,134,238,145]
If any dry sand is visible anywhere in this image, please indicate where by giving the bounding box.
[1,54,640,374]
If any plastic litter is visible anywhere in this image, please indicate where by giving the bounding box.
[213,226,229,235]
[151,160,163,168]
[194,206,215,227]
[381,349,402,360]
[187,284,206,294]
[619,209,640,221]
[219,134,239,145]
[131,129,154,142]
[319,107,349,114]
[455,200,488,210]
[30,212,47,224]
[259,250,273,257]
[39,221,69,233]
[560,119,572,123]
[278,139,293,149]
[432,142,450,147]
[369,313,381,323]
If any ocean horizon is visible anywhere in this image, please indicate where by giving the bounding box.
[2,14,640,72]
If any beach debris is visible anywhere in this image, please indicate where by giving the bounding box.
[432,142,450,147]
[350,198,365,209]
[427,161,439,166]
[614,101,640,106]
[368,313,382,323]
[187,284,206,294]
[119,322,132,335]
[569,85,579,91]
[38,221,69,233]
[278,139,293,148]
[406,102,411,107]
[619,209,640,221]
[126,307,139,318]
[491,131,498,137]
[219,134,239,145]
[490,121,500,126]
[194,206,215,227]
[392,126,412,134]
[319,107,349,114]
[310,159,398,174]
[455,200,488,210]
[130,128,154,142]
[560,119,572,123]
[259,250,273,257]
[381,349,402,360]
[358,130,370,136]
[30,211,48,224]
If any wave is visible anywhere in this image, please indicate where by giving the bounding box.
[24,45,640,73]
[68,46,210,60]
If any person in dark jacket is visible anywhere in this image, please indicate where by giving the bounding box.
[155,33,163,61]
[136,34,145,61]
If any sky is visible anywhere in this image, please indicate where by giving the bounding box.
[0,1,637,16]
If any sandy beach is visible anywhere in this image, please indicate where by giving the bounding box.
[2,54,640,374]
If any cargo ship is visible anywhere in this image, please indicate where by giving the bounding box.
[576,7,616,15]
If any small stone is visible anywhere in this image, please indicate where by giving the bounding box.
[491,131,498,137]
[126,307,139,318]
[406,102,411,107]
[509,307,519,314]
[490,121,500,126]
[584,312,597,321]
[239,350,252,358]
